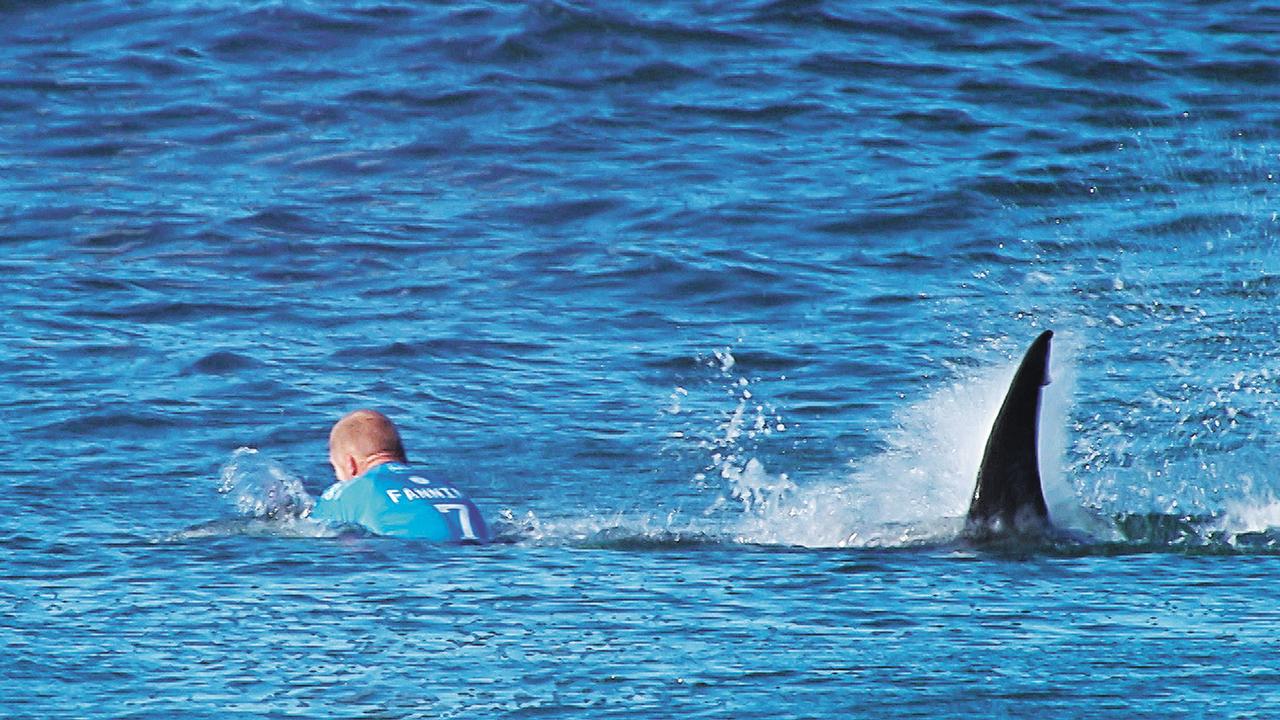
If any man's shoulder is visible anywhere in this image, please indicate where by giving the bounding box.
[370,463,456,488]
[317,474,371,504]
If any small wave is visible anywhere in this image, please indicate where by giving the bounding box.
[162,516,340,542]
[491,508,733,549]
[1029,52,1160,83]
[69,300,268,323]
[184,350,261,376]
[506,197,623,226]
[671,101,827,124]
[342,87,488,111]
[753,1,949,42]
[206,7,382,60]
[947,8,1024,29]
[605,60,704,86]
[1130,211,1250,238]
[42,142,130,159]
[109,53,191,80]
[232,208,325,236]
[797,53,957,81]
[575,527,727,550]
[891,108,993,134]
[348,337,550,361]
[513,2,754,50]
[38,409,185,438]
[1189,59,1280,86]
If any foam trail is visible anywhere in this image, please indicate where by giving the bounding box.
[497,507,723,547]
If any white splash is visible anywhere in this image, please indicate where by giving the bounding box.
[671,346,788,495]
[725,457,796,513]
[731,332,1082,548]
[217,447,315,519]
[1205,474,1280,545]
[1216,497,1280,536]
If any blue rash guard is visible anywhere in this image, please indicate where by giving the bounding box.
[310,462,490,543]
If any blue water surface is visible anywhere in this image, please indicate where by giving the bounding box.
[5,1,1280,717]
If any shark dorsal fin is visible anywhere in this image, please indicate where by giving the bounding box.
[965,330,1053,537]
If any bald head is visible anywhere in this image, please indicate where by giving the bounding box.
[328,409,407,481]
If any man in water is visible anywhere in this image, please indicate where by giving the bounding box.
[309,409,490,543]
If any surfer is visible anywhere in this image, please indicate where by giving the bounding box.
[309,409,491,543]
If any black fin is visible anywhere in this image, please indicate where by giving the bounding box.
[964,330,1053,537]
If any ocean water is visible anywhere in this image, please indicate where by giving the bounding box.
[5,1,1280,717]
